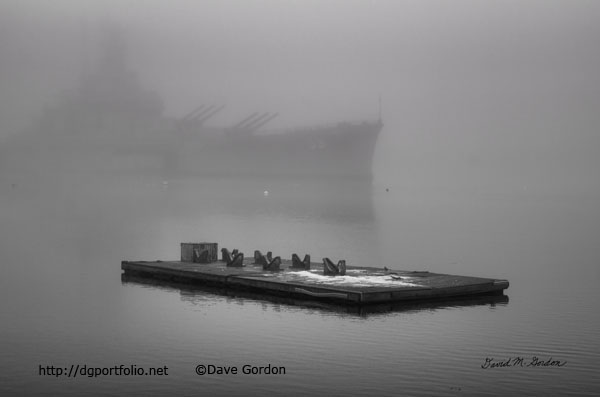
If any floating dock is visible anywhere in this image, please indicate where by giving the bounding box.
[121,255,509,305]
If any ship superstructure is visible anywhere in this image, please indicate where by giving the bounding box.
[1,25,382,180]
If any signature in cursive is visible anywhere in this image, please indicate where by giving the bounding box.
[481,356,567,369]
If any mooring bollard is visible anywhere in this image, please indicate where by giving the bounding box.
[193,248,210,263]
[263,256,281,271]
[292,253,311,270]
[323,258,346,276]
[222,248,244,267]
[254,250,269,266]
[228,252,244,267]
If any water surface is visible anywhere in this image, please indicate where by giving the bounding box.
[1,173,599,396]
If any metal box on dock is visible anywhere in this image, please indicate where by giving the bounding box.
[180,243,218,263]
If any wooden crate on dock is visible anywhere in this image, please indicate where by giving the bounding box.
[180,243,218,263]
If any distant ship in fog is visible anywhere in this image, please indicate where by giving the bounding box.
[1,25,382,181]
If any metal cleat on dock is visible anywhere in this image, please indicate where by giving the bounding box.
[263,256,281,271]
[292,254,311,270]
[222,248,244,267]
[193,248,210,264]
[228,253,244,267]
[323,258,346,276]
[254,250,267,266]
[254,250,281,271]
[222,248,233,262]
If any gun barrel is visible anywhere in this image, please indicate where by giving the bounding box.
[243,113,271,130]
[249,113,279,131]
[197,104,225,124]
[190,105,216,121]
[180,105,205,121]
[233,112,260,129]
[239,113,267,129]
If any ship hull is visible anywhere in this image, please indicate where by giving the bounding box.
[173,121,383,179]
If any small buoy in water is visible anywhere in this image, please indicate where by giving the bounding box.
[162,180,168,186]
[386,188,389,192]
[264,190,269,196]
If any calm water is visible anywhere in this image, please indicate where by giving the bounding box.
[1,172,599,396]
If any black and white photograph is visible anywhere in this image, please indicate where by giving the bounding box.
[1,1,599,395]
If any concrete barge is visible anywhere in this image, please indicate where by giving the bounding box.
[121,253,509,305]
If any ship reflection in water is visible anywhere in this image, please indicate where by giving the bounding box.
[159,176,377,224]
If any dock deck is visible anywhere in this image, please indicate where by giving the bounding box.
[121,258,509,305]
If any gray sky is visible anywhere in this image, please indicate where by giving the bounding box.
[2,0,599,190]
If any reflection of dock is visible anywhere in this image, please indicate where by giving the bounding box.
[121,273,509,316]
[121,257,509,305]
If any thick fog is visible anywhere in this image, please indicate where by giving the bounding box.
[1,0,599,192]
